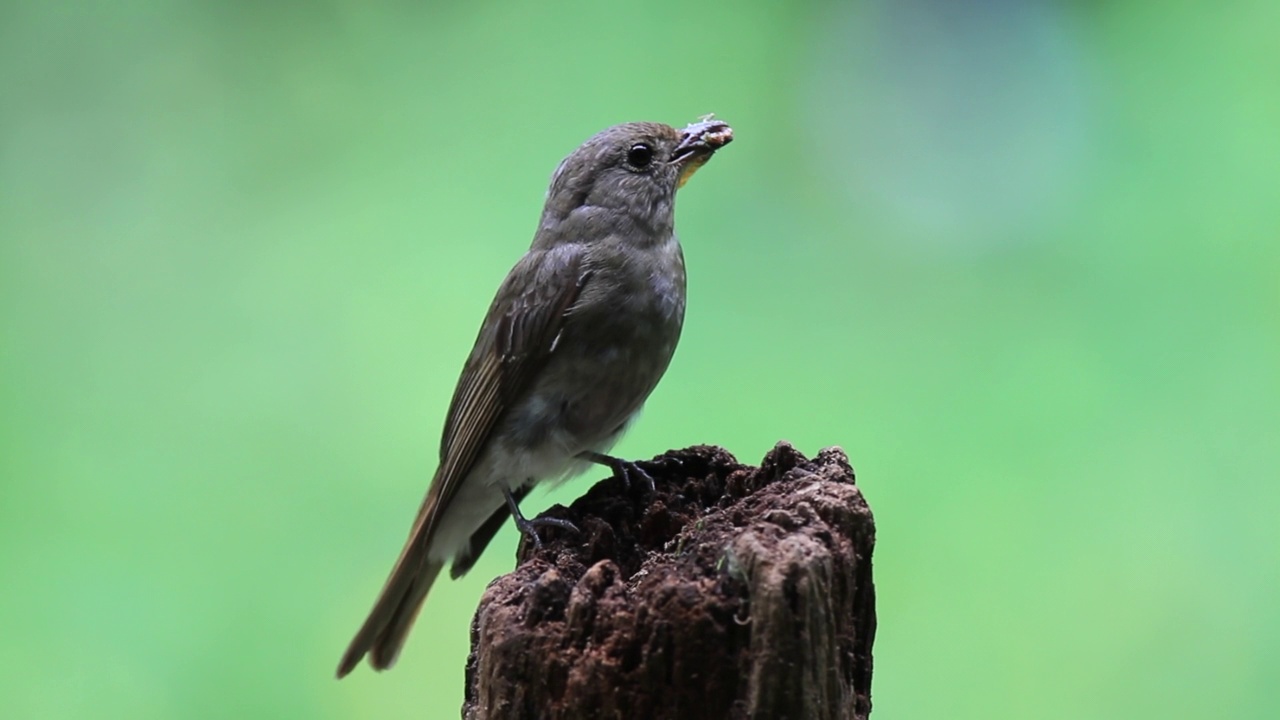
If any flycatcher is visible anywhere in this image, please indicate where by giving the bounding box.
[337,118,733,677]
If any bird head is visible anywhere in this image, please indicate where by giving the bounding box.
[538,118,733,237]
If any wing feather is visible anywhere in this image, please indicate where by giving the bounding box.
[337,244,591,676]
[425,246,591,547]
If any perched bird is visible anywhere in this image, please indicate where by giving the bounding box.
[336,118,733,677]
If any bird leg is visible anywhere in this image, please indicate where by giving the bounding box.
[579,451,657,494]
[501,483,578,548]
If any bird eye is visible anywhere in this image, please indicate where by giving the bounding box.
[626,143,654,168]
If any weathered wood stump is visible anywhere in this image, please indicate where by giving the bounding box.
[464,443,876,720]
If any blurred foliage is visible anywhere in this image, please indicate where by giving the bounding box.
[1,0,1277,718]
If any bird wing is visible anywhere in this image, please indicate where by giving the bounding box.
[337,243,591,676]
[435,244,591,511]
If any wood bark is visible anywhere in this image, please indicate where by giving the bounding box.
[464,442,876,720]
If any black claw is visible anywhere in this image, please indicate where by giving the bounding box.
[621,461,657,494]
[580,451,657,495]
[512,515,580,548]
[659,454,686,472]
[502,484,579,548]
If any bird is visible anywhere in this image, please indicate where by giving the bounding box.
[336,117,733,677]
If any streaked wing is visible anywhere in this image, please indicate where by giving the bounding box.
[336,243,591,676]
[426,243,591,547]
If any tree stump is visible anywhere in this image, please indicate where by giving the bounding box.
[464,442,876,720]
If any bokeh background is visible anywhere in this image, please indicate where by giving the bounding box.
[2,0,1277,717]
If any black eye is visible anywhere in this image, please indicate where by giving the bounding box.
[626,143,654,168]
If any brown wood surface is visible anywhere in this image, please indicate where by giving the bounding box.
[464,443,876,720]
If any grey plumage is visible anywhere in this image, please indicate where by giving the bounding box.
[337,119,732,677]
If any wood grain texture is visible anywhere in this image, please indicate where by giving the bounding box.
[463,443,876,720]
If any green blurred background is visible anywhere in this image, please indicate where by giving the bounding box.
[2,0,1277,717]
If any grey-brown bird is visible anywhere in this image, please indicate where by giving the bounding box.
[336,118,733,677]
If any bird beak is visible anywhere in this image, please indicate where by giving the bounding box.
[673,116,733,188]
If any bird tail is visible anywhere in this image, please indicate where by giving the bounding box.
[336,532,445,677]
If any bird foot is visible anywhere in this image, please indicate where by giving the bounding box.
[512,515,579,549]
[502,485,578,548]
[579,451,656,495]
